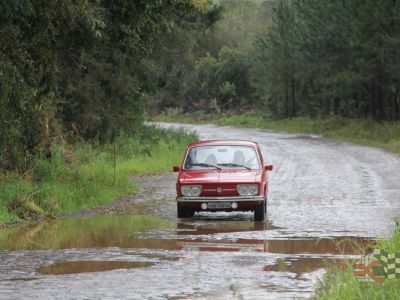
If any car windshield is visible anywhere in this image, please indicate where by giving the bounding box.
[184,145,260,170]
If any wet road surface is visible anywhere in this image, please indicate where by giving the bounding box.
[1,122,400,299]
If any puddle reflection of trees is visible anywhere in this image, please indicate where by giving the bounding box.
[0,215,172,250]
[38,261,155,275]
[263,257,346,274]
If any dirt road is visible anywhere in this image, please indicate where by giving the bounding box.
[0,122,399,299]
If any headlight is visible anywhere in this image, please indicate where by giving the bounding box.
[181,185,202,197]
[237,184,258,196]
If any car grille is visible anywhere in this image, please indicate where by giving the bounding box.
[201,183,239,197]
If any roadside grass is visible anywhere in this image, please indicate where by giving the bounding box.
[0,126,196,226]
[152,111,400,155]
[315,220,400,299]
[315,264,400,299]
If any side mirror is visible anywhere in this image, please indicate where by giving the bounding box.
[173,166,181,172]
[264,165,273,171]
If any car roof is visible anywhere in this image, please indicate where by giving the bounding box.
[187,140,258,148]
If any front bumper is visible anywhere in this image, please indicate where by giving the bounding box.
[176,195,264,202]
[177,195,264,212]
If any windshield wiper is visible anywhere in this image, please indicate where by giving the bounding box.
[217,163,251,170]
[190,163,221,170]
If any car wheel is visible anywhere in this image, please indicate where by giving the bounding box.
[177,203,194,218]
[254,201,265,221]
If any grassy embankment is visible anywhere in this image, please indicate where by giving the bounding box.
[153,110,400,155]
[0,126,196,227]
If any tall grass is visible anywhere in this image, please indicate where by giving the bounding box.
[315,265,400,299]
[0,126,196,226]
[315,222,400,299]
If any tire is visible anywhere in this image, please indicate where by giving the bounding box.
[254,200,266,221]
[177,203,194,218]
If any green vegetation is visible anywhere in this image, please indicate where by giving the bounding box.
[0,0,205,225]
[1,0,400,235]
[0,126,196,226]
[151,0,400,122]
[315,266,400,299]
[315,222,400,299]
[4,0,400,223]
[1,1,400,295]
[152,112,400,155]
[0,0,217,171]
[146,0,269,114]
[254,0,400,120]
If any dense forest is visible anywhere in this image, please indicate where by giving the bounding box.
[255,0,400,120]
[0,0,218,170]
[1,0,400,171]
[151,0,400,121]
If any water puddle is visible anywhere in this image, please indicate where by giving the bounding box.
[37,261,155,275]
[0,215,172,250]
[0,215,375,299]
[263,257,345,274]
[0,215,372,256]
[258,237,371,255]
[175,237,371,255]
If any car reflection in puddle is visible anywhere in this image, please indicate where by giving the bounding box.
[176,236,372,255]
[176,219,279,235]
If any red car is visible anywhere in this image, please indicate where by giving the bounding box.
[173,140,273,221]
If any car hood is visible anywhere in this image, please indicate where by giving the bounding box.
[179,170,263,184]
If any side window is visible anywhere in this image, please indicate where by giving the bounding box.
[184,149,194,169]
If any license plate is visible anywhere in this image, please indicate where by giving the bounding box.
[208,202,231,209]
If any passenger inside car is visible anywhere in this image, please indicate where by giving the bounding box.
[233,150,245,165]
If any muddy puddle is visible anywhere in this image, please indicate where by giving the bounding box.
[0,216,372,253]
[263,257,345,274]
[0,215,373,299]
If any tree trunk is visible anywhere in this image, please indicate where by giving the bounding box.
[286,77,290,118]
[43,113,51,159]
[377,78,383,120]
[334,97,339,115]
[394,91,399,120]
[291,76,296,117]
[370,81,376,119]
